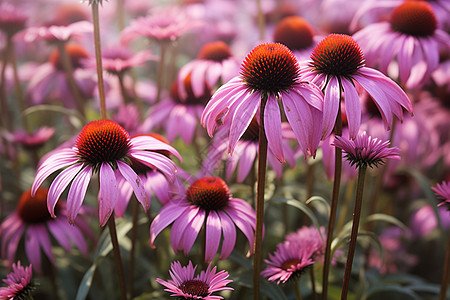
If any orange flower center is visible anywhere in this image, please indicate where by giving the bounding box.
[49,44,89,70]
[17,188,57,223]
[390,1,437,37]
[186,177,231,211]
[274,16,314,51]
[198,41,233,62]
[171,73,212,106]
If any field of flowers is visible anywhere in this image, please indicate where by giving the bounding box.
[0,0,449,299]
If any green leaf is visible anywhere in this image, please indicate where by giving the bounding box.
[23,104,85,128]
[305,195,330,214]
[331,230,383,261]
[364,213,407,230]
[75,264,96,300]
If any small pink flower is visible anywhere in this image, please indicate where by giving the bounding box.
[150,177,256,262]
[10,127,55,150]
[353,1,450,89]
[156,260,233,300]
[20,20,92,42]
[202,42,324,160]
[300,33,413,139]
[432,181,450,210]
[0,188,94,273]
[0,261,33,300]
[31,119,182,226]
[333,131,400,168]
[0,3,28,37]
[94,46,157,75]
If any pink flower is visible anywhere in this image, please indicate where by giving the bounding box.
[353,1,450,89]
[0,3,28,37]
[93,46,157,75]
[120,6,202,44]
[432,181,450,210]
[261,241,316,284]
[156,260,233,300]
[202,42,324,160]
[31,119,182,226]
[300,33,413,139]
[333,131,400,168]
[20,20,92,42]
[9,127,55,150]
[177,41,240,100]
[0,261,33,300]
[0,188,94,273]
[150,177,256,262]
[202,118,296,182]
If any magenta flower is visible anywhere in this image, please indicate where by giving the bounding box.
[31,119,181,226]
[150,176,256,262]
[0,261,33,300]
[0,188,94,273]
[156,260,233,300]
[432,181,450,210]
[299,33,413,139]
[120,6,202,44]
[0,3,28,37]
[353,1,450,89]
[202,118,296,182]
[20,20,92,42]
[202,42,324,160]
[9,127,55,150]
[333,131,400,168]
[177,41,240,100]
[261,241,316,284]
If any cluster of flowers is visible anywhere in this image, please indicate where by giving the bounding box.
[0,0,449,299]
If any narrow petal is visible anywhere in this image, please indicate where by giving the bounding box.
[217,211,236,260]
[130,136,182,161]
[130,151,177,181]
[99,163,118,226]
[117,161,150,212]
[149,202,188,247]
[205,210,222,262]
[170,207,198,251]
[341,78,361,139]
[224,208,255,253]
[47,221,71,251]
[25,229,42,273]
[322,77,340,139]
[181,209,205,255]
[237,142,257,182]
[264,96,285,163]
[67,165,92,224]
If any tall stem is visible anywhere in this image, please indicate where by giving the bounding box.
[341,165,367,300]
[294,279,303,300]
[322,101,343,300]
[155,42,168,104]
[108,215,127,300]
[0,38,13,132]
[309,266,318,300]
[128,198,139,299]
[438,234,450,300]
[55,41,86,117]
[256,0,265,40]
[116,0,125,31]
[253,95,268,300]
[117,73,131,104]
[92,2,107,119]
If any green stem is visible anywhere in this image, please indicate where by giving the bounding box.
[438,234,450,300]
[341,165,367,300]
[128,198,139,299]
[309,265,318,300]
[92,2,107,119]
[294,279,303,300]
[321,103,343,300]
[253,95,268,300]
[108,215,128,300]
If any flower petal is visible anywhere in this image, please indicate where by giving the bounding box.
[264,96,285,163]
[322,76,340,139]
[98,163,118,226]
[217,211,236,260]
[117,161,150,212]
[205,210,222,262]
[149,201,188,248]
[341,78,361,139]
[67,165,92,225]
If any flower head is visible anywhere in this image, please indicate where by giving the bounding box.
[150,176,256,262]
[156,261,233,300]
[96,47,156,75]
[31,119,181,226]
[300,33,413,139]
[21,20,92,42]
[9,127,55,151]
[274,16,315,52]
[0,188,94,273]
[202,42,324,160]
[333,131,400,168]
[432,181,450,210]
[0,261,33,300]
[0,3,28,37]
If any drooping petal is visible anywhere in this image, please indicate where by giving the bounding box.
[47,221,71,251]
[322,76,340,139]
[264,96,285,163]
[236,142,257,182]
[205,210,222,262]
[117,161,150,212]
[67,165,92,224]
[217,211,236,260]
[149,201,188,247]
[130,136,182,161]
[130,151,177,181]
[99,162,119,226]
[170,207,199,251]
[341,78,361,139]
[181,209,206,255]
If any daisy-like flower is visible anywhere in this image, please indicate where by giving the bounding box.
[432,181,450,210]
[31,119,181,226]
[353,1,450,89]
[261,241,316,284]
[0,261,33,300]
[150,176,256,262]
[201,42,324,160]
[333,131,400,169]
[300,33,413,139]
[20,20,92,43]
[156,260,233,300]
[177,41,240,100]
[120,6,202,45]
[9,127,55,151]
[0,188,94,273]
[94,46,156,76]
[202,118,296,182]
[0,3,28,37]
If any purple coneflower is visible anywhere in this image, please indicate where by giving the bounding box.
[156,260,233,300]
[177,41,240,100]
[432,181,450,210]
[150,176,256,262]
[0,188,93,273]
[201,42,324,160]
[31,119,181,226]
[333,131,400,168]
[96,46,156,76]
[300,33,413,139]
[21,20,92,43]
[0,261,33,300]
[202,118,296,182]
[353,1,450,89]
[8,127,54,151]
[0,3,28,38]
[262,241,316,284]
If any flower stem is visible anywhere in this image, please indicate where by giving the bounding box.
[294,279,303,300]
[438,233,450,300]
[341,165,367,300]
[108,215,127,300]
[116,0,125,30]
[256,0,265,40]
[55,41,86,117]
[117,72,131,104]
[92,2,107,119]
[128,198,139,299]
[253,95,268,300]
[0,36,14,132]
[322,103,343,300]
[309,265,318,300]
[155,42,168,104]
